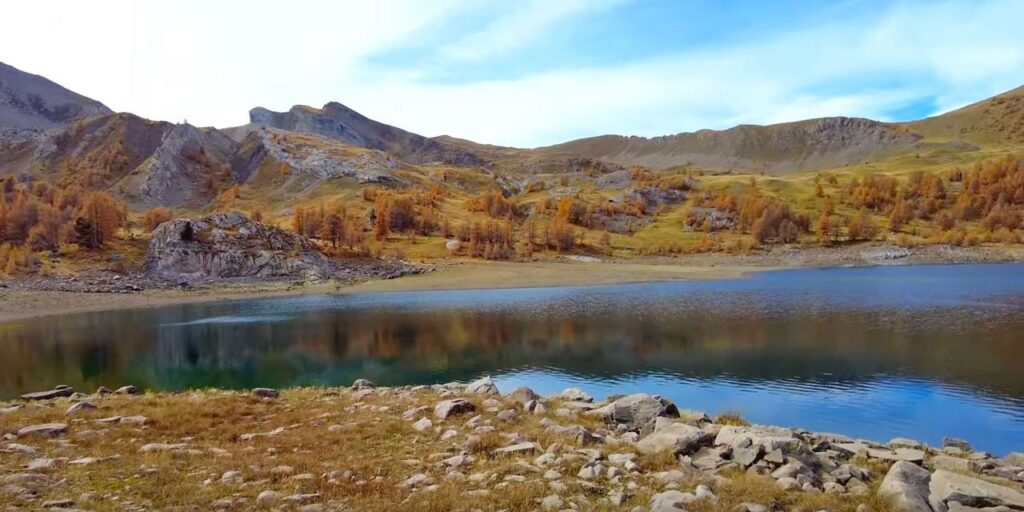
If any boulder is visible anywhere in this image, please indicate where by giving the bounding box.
[351,379,376,390]
[506,387,541,405]
[16,423,68,438]
[145,212,334,281]
[465,376,499,396]
[637,421,712,455]
[434,399,475,420]
[587,393,680,435]
[878,461,933,512]
[20,388,74,401]
[929,469,1024,510]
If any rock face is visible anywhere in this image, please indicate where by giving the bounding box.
[244,103,483,167]
[145,212,333,281]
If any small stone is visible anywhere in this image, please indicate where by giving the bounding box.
[775,477,800,491]
[493,442,539,456]
[270,465,294,476]
[20,388,75,401]
[650,490,697,511]
[66,401,97,416]
[220,470,244,485]
[434,399,476,420]
[465,376,500,395]
[496,409,518,422]
[541,494,564,511]
[5,443,37,454]
[823,482,845,494]
[943,437,973,452]
[577,461,605,480]
[560,387,593,402]
[284,493,321,505]
[17,423,68,438]
[507,386,541,405]
[138,442,188,453]
[695,484,716,500]
[252,388,279,399]
[41,499,75,508]
[257,490,281,504]
[412,417,433,431]
[114,385,141,395]
[763,448,785,465]
[401,473,431,487]
[351,379,376,390]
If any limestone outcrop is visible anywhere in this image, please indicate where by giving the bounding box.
[145,212,333,281]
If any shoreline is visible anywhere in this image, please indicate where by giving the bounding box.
[1,381,1022,510]
[1,243,1022,323]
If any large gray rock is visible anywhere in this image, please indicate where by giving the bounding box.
[587,393,679,435]
[879,461,933,512]
[145,212,333,281]
[636,421,712,455]
[929,469,1024,510]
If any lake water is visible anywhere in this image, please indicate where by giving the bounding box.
[2,263,1023,454]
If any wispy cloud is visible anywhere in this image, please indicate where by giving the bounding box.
[438,0,628,63]
[342,0,1024,146]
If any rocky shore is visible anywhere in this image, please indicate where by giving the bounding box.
[2,379,1023,512]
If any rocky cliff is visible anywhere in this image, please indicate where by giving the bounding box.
[145,212,333,281]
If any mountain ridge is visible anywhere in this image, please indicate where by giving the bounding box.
[1,60,1022,211]
[0,62,112,144]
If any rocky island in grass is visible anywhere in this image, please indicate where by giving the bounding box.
[2,378,1023,512]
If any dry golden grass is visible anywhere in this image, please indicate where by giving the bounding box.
[0,387,904,512]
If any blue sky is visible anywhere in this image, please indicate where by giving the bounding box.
[3,0,1024,147]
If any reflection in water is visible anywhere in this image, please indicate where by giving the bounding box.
[1,263,1023,453]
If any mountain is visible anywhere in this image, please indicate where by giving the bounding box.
[1,112,238,208]
[231,102,484,167]
[903,85,1024,145]
[0,62,111,143]
[2,61,1022,211]
[535,117,923,173]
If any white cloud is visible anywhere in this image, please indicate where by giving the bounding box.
[2,0,1023,147]
[338,0,1024,147]
[438,0,627,62]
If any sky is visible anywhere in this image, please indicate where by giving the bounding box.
[3,0,1024,148]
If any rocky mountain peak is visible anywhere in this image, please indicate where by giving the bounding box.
[0,61,112,143]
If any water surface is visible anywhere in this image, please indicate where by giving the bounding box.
[2,263,1023,453]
